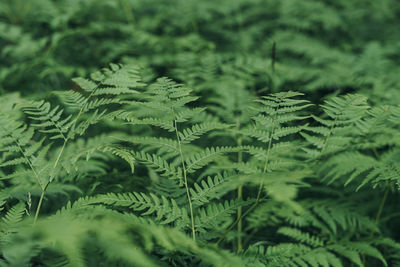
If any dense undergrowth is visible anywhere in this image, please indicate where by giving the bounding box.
[1,0,400,266]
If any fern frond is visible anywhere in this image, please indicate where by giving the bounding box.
[345,242,387,266]
[23,101,72,140]
[0,117,47,187]
[99,63,145,88]
[150,179,186,203]
[68,109,108,138]
[57,63,144,114]
[244,243,342,267]
[195,200,248,233]
[0,202,25,245]
[185,146,241,173]
[175,107,205,122]
[287,199,379,236]
[328,244,363,267]
[277,227,324,247]
[321,149,400,190]
[321,152,377,186]
[123,117,176,132]
[1,202,25,229]
[179,122,231,143]
[190,172,229,206]
[114,136,178,153]
[100,145,135,173]
[133,151,183,180]
[90,192,188,225]
[321,94,369,122]
[301,94,370,158]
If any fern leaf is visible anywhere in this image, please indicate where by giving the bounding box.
[114,136,178,153]
[185,146,241,173]
[347,242,387,266]
[100,145,135,173]
[190,172,228,206]
[195,200,248,233]
[133,151,183,179]
[277,227,324,247]
[328,244,363,267]
[23,101,72,140]
[178,122,231,143]
[90,192,187,225]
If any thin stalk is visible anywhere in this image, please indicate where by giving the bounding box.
[217,196,268,246]
[237,184,243,250]
[236,118,243,252]
[49,140,67,182]
[34,185,47,224]
[0,123,42,189]
[174,120,196,241]
[218,112,276,246]
[33,85,97,221]
[374,185,390,225]
[256,131,274,201]
[320,117,337,156]
[15,139,43,190]
[243,227,258,248]
[33,140,66,222]
[362,183,391,266]
[34,191,45,223]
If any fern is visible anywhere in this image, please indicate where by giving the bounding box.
[190,172,230,206]
[0,202,25,246]
[2,0,400,264]
[301,94,369,158]
[88,192,188,226]
[1,61,399,266]
[22,101,72,140]
[111,77,248,241]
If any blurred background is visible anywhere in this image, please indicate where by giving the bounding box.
[1,0,399,104]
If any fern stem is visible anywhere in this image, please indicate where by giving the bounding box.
[253,110,276,209]
[34,184,48,224]
[174,120,196,241]
[34,77,103,223]
[217,108,277,246]
[373,183,391,227]
[320,117,337,155]
[236,118,243,252]
[362,183,391,266]
[49,140,67,182]
[216,196,267,246]
[14,137,43,190]
[0,123,43,190]
[242,227,258,248]
[256,132,273,200]
[33,140,66,222]
[34,81,99,220]
[237,184,243,250]
[216,134,273,244]
[217,137,273,245]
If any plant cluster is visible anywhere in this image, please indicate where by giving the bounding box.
[1,0,400,266]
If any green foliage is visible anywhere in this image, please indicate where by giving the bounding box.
[1,63,399,266]
[1,1,400,266]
